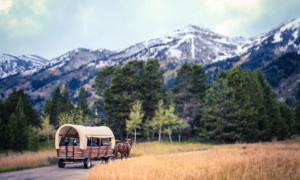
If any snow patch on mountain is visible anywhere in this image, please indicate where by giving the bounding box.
[273,33,283,43]
[2,17,300,80]
[0,54,49,79]
[280,17,300,32]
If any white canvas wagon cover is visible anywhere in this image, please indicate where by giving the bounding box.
[55,124,115,150]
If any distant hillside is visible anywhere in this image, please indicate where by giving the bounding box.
[0,54,49,79]
[1,17,300,111]
[204,52,300,107]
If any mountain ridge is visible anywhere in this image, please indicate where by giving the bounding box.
[1,17,300,111]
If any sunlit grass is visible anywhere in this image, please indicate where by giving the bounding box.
[0,141,209,173]
[0,150,56,173]
[131,141,211,157]
[88,142,300,180]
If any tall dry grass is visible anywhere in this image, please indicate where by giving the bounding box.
[131,142,211,156]
[0,150,56,172]
[88,142,300,180]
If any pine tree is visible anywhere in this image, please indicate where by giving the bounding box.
[278,101,294,136]
[7,113,17,152]
[173,64,208,135]
[188,65,209,136]
[126,100,143,143]
[5,89,19,122]
[295,102,300,134]
[104,61,144,140]
[28,127,39,152]
[190,64,209,104]
[7,99,29,154]
[200,72,240,143]
[255,70,288,140]
[254,70,271,140]
[61,84,74,113]
[0,100,5,152]
[173,64,193,121]
[0,117,3,152]
[227,67,257,142]
[43,99,52,117]
[95,66,116,96]
[2,90,39,154]
[77,87,90,117]
[50,86,61,125]
[244,70,263,141]
[17,89,40,127]
[141,59,165,121]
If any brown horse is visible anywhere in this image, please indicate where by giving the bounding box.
[114,139,132,160]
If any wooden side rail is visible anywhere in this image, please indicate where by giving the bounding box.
[57,145,113,159]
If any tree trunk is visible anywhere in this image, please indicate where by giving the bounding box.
[134,128,137,144]
[158,126,161,143]
[179,126,182,142]
[152,129,155,140]
[183,95,187,119]
[147,129,150,141]
[47,134,50,149]
[168,126,172,143]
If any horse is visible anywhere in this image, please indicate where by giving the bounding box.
[114,139,132,160]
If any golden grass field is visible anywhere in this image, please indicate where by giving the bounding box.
[131,142,211,156]
[87,142,300,180]
[0,142,209,173]
[0,150,56,172]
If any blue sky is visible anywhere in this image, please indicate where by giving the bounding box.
[1,0,300,59]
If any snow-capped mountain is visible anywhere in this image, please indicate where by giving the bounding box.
[248,18,300,59]
[1,17,300,111]
[106,18,300,67]
[1,17,300,80]
[106,24,251,66]
[46,48,116,74]
[0,54,49,79]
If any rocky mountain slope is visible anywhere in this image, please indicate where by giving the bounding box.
[1,17,300,111]
[0,54,49,79]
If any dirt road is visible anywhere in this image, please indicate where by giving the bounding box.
[0,161,106,180]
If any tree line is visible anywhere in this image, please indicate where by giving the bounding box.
[1,58,300,155]
[0,85,92,154]
[43,85,92,126]
[96,60,300,143]
[198,68,295,142]
[0,89,40,154]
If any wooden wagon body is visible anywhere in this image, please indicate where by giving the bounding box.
[55,124,115,168]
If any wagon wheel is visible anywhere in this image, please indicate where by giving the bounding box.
[58,159,65,168]
[84,158,92,169]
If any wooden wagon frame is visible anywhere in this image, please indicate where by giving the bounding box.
[55,124,115,169]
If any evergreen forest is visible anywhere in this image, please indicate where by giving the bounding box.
[1,58,300,154]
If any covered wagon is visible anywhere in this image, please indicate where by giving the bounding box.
[55,124,115,169]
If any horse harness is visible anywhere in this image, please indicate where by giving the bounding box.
[118,141,131,156]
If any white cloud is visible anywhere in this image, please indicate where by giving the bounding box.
[0,0,12,14]
[0,0,300,58]
[199,0,264,36]
[204,0,262,13]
